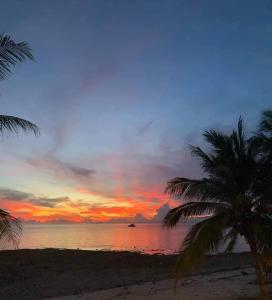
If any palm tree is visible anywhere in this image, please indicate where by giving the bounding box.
[163,118,272,299]
[0,33,39,248]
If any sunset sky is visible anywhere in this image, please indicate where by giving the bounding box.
[0,0,272,222]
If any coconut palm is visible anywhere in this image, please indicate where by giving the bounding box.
[163,118,272,299]
[0,33,39,248]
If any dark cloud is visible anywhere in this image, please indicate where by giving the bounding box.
[26,153,95,182]
[0,189,31,201]
[64,164,94,178]
[0,188,70,208]
[29,197,70,208]
[25,119,96,183]
[138,120,153,135]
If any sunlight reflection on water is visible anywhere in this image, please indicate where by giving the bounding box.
[16,223,249,254]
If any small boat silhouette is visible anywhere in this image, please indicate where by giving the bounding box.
[128,223,136,227]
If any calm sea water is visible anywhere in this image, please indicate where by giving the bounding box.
[16,223,249,254]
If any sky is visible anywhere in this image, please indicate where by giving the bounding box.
[0,0,272,222]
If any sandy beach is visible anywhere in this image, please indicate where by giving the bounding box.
[0,249,261,300]
[49,268,258,300]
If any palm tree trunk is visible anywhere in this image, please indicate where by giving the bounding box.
[254,255,269,300]
[247,236,269,300]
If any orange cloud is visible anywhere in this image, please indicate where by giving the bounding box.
[0,181,171,223]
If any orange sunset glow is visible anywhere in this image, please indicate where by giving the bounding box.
[0,183,173,223]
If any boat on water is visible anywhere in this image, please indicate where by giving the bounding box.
[128,223,136,227]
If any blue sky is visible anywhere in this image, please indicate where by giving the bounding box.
[0,0,271,222]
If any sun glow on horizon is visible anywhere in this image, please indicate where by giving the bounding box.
[0,184,171,223]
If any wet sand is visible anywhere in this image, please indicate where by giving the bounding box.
[0,249,255,299]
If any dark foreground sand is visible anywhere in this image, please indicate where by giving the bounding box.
[0,249,256,300]
[49,268,259,300]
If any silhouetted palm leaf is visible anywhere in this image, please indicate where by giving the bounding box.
[0,34,33,80]
[0,115,39,247]
[175,213,228,276]
[224,228,239,253]
[260,110,272,134]
[0,209,21,248]
[163,201,229,227]
[0,115,39,135]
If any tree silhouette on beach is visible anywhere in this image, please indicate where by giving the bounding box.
[164,114,272,299]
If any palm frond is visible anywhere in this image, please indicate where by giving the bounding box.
[0,209,21,248]
[165,176,231,204]
[163,201,229,228]
[203,129,233,155]
[175,213,228,276]
[251,215,272,253]
[231,117,246,158]
[0,34,33,80]
[247,135,264,158]
[190,146,214,173]
[0,115,39,136]
[224,227,239,253]
[165,177,201,198]
[252,163,272,206]
[259,110,272,135]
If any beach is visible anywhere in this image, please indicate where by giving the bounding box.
[49,268,258,300]
[0,249,259,300]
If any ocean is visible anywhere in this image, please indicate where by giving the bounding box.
[16,223,249,254]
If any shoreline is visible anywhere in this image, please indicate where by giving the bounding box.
[0,249,254,300]
[6,247,181,255]
[7,246,248,256]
